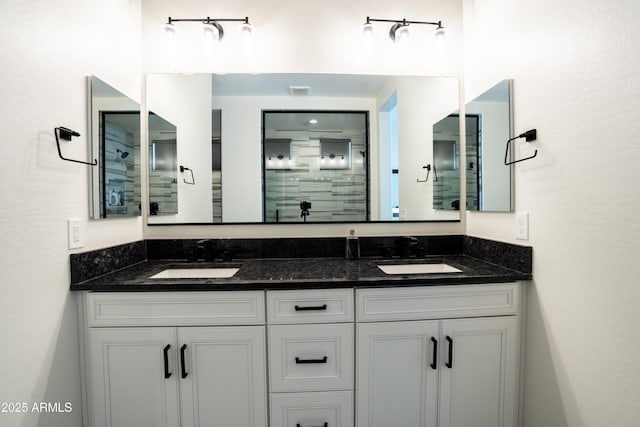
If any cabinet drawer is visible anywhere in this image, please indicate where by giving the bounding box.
[86,291,265,326]
[267,289,354,324]
[357,283,520,322]
[268,324,354,392]
[270,391,353,427]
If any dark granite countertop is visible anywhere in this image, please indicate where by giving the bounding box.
[70,255,531,292]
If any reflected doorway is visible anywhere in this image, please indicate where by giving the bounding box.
[378,93,400,220]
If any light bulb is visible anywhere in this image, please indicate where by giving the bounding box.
[164,21,177,37]
[395,25,409,44]
[363,22,374,39]
[241,22,253,38]
[435,26,445,47]
[164,21,177,56]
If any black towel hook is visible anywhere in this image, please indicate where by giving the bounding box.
[505,129,537,165]
[54,127,97,166]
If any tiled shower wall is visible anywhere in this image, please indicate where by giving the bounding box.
[264,134,367,222]
[103,123,141,217]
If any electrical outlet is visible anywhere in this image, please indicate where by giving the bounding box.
[515,212,529,240]
[68,219,85,249]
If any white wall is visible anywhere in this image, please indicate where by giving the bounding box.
[141,0,466,238]
[0,1,142,426]
[463,0,640,425]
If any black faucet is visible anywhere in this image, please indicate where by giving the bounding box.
[395,236,420,258]
[187,239,216,262]
[219,239,234,261]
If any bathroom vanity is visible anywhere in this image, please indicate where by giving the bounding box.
[71,236,531,427]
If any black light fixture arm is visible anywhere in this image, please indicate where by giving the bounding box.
[54,127,97,166]
[365,16,443,28]
[167,16,250,24]
[504,129,538,165]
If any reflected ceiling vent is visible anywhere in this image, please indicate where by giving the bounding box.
[289,86,311,96]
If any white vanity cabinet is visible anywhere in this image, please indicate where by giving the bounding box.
[80,291,268,427]
[267,289,355,427]
[79,281,524,427]
[356,283,522,427]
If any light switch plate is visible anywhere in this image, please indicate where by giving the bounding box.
[68,219,85,249]
[515,212,529,240]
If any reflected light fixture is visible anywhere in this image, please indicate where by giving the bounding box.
[165,16,253,42]
[363,17,444,44]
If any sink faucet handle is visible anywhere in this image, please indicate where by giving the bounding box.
[194,239,215,261]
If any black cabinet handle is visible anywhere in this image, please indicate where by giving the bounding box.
[296,423,328,427]
[445,336,453,369]
[294,304,328,311]
[180,344,188,379]
[430,336,438,370]
[163,344,172,379]
[295,356,328,364]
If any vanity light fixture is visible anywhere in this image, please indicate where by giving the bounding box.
[363,16,444,44]
[164,16,253,42]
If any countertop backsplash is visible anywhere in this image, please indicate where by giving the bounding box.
[70,235,532,289]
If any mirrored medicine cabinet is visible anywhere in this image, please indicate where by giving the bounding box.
[88,76,142,219]
[464,79,513,212]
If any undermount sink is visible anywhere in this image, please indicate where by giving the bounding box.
[149,268,240,279]
[377,263,462,275]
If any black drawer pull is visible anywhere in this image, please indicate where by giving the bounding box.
[295,356,328,364]
[180,344,188,379]
[445,336,453,369]
[163,344,172,379]
[294,304,328,311]
[430,336,438,370]
[297,423,328,427]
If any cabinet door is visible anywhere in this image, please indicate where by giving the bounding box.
[356,321,439,427]
[89,327,180,427]
[178,326,267,427]
[438,317,519,427]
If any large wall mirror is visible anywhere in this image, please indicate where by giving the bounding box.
[146,73,460,224]
[464,79,513,211]
[88,76,141,219]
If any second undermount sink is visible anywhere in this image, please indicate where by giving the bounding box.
[377,263,462,275]
[149,268,240,279]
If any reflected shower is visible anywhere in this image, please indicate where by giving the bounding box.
[116,148,129,159]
